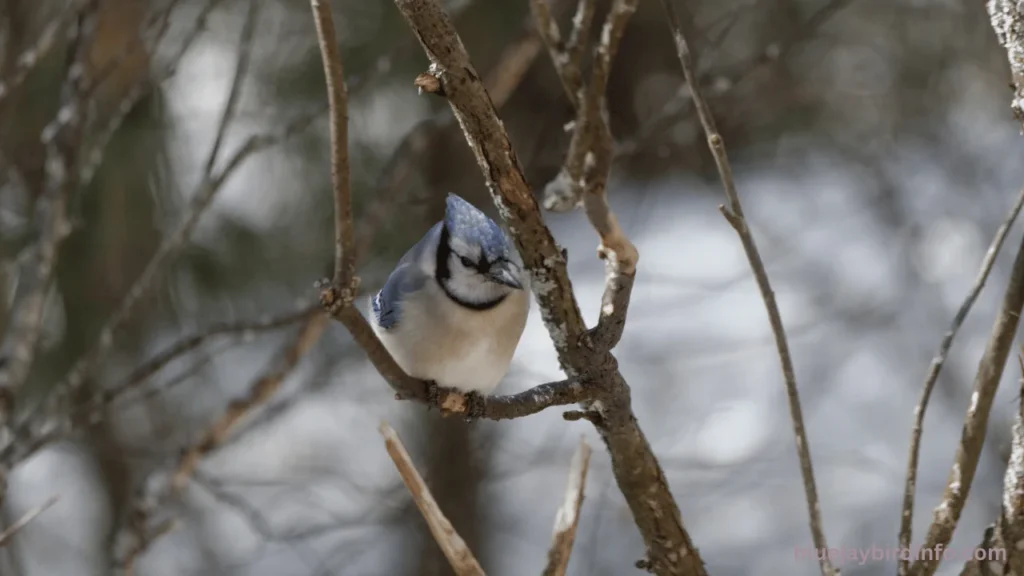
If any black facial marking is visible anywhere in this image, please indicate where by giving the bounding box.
[436,223,507,311]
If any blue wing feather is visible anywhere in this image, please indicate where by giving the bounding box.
[372,223,441,330]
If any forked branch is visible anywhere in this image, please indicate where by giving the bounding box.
[309,0,598,420]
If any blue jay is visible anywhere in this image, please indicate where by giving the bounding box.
[370,193,530,412]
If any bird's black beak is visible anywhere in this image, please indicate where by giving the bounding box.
[488,260,523,289]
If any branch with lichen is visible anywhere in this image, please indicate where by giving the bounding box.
[310,0,707,573]
[960,353,1024,576]
[898,185,1024,576]
[532,0,639,352]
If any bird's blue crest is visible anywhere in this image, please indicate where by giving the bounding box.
[444,193,509,260]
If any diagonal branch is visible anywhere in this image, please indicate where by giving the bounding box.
[906,192,1024,576]
[379,421,485,576]
[658,1,835,575]
[310,0,594,419]
[543,437,591,576]
[102,303,321,408]
[0,494,59,547]
[529,0,594,107]
[898,185,1024,575]
[532,0,638,351]
[55,0,269,401]
[0,1,99,425]
[384,2,706,575]
[0,1,90,106]
[959,352,1024,576]
[171,312,328,491]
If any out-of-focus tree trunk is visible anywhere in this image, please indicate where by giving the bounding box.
[49,0,161,570]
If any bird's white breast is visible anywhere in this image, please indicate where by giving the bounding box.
[370,281,530,395]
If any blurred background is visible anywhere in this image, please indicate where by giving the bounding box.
[0,0,1022,574]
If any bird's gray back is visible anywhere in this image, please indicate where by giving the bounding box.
[371,222,442,330]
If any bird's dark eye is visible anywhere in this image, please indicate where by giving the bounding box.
[459,255,475,268]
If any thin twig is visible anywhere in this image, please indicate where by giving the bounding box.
[658,1,834,575]
[117,517,177,576]
[310,0,355,289]
[55,0,266,402]
[379,421,485,576]
[898,185,1024,575]
[0,495,59,546]
[543,437,591,576]
[0,2,99,422]
[382,1,708,574]
[0,1,90,106]
[80,0,229,186]
[102,304,321,407]
[171,313,328,491]
[906,214,1024,576]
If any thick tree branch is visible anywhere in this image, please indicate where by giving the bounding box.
[988,0,1024,128]
[907,229,1024,576]
[310,0,595,421]
[658,1,835,575]
[899,185,1024,575]
[543,437,591,576]
[379,421,485,576]
[385,2,706,575]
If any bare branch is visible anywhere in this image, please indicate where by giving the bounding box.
[906,220,1024,576]
[529,0,593,106]
[0,2,87,106]
[988,0,1024,128]
[101,303,321,408]
[320,298,595,418]
[0,2,99,422]
[0,495,58,547]
[379,421,485,576]
[171,313,328,491]
[531,0,638,351]
[80,0,230,187]
[380,2,707,574]
[543,437,591,576]
[899,185,1024,575]
[540,0,633,214]
[311,0,355,288]
[116,515,177,576]
[960,353,1024,575]
[658,1,835,575]
[56,1,283,403]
